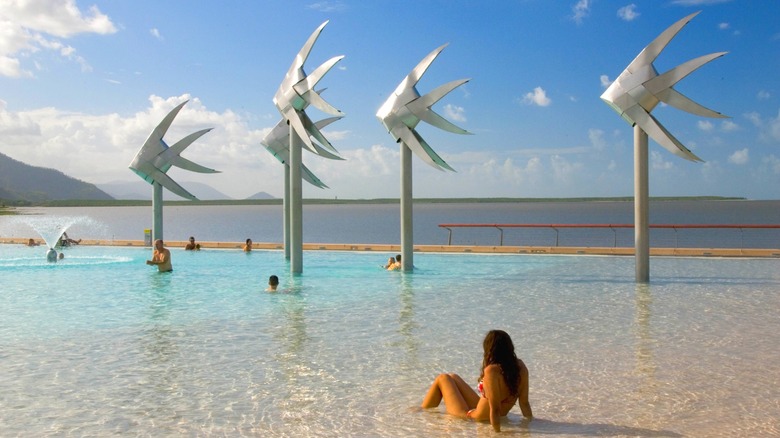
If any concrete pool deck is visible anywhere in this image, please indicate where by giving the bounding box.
[3,237,779,258]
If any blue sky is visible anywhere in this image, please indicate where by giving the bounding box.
[1,0,779,200]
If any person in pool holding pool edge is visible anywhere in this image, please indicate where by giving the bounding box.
[421,329,532,431]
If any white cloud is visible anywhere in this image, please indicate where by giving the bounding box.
[550,154,583,183]
[588,128,606,151]
[670,0,733,5]
[0,0,116,77]
[0,94,273,199]
[718,23,730,30]
[728,148,749,165]
[522,87,551,107]
[650,150,674,170]
[571,0,591,25]
[744,112,761,128]
[769,110,780,142]
[150,28,163,40]
[762,154,780,175]
[443,104,467,123]
[697,120,714,131]
[757,90,770,100]
[306,1,347,12]
[720,120,739,132]
[599,74,612,89]
[617,4,640,21]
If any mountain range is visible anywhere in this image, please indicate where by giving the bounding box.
[0,152,112,202]
[0,152,274,202]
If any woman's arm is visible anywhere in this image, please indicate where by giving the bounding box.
[518,360,533,419]
[483,365,505,432]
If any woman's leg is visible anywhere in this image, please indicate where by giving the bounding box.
[446,373,480,409]
[421,373,470,416]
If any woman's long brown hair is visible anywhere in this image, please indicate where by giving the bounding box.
[478,330,520,396]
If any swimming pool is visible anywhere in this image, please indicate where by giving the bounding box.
[1,244,779,436]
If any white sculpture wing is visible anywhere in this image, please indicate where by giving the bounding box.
[128,100,217,199]
[600,11,727,162]
[377,44,470,171]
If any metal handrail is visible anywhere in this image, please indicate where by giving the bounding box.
[439,224,780,247]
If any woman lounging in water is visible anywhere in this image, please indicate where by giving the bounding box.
[421,329,532,432]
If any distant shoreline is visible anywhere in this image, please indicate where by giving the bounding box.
[0,195,751,209]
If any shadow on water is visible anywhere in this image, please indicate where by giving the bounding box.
[510,417,683,437]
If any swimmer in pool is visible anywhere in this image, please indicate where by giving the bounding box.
[243,238,253,252]
[421,329,532,432]
[146,239,173,272]
[267,275,279,292]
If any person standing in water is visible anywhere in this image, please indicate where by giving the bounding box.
[146,239,172,272]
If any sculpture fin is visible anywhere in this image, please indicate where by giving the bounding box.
[396,126,453,171]
[149,168,198,200]
[302,163,328,188]
[628,11,700,73]
[285,109,317,152]
[394,44,448,95]
[625,105,702,162]
[170,155,220,174]
[302,115,341,156]
[294,56,345,115]
[408,79,471,134]
[647,52,729,118]
[288,21,329,73]
[153,101,188,139]
[168,128,213,156]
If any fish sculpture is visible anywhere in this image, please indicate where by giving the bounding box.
[261,115,343,189]
[272,20,344,157]
[129,100,218,200]
[376,43,471,171]
[600,11,728,162]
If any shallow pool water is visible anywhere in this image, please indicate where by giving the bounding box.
[1,244,779,436]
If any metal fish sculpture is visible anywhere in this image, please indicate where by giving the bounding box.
[129,100,219,200]
[600,11,728,162]
[376,43,471,171]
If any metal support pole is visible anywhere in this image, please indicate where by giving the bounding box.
[635,126,650,282]
[284,162,291,260]
[400,143,413,271]
[152,182,163,242]
[289,123,303,274]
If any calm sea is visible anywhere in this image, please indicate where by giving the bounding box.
[4,199,780,248]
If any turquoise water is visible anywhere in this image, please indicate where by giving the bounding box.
[1,244,779,436]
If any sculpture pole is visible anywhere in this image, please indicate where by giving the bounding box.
[400,144,413,270]
[600,12,727,282]
[289,124,304,273]
[634,126,649,282]
[284,162,291,260]
[261,116,341,262]
[377,44,471,272]
[271,21,344,273]
[153,182,163,241]
[129,100,218,244]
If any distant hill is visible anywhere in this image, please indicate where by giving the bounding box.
[98,180,276,201]
[99,180,234,201]
[246,191,275,200]
[0,152,113,202]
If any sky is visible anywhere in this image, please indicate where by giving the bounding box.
[1,0,779,200]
